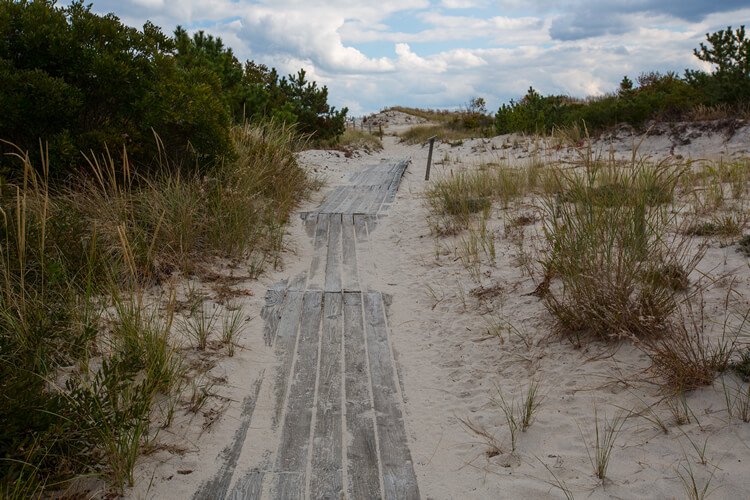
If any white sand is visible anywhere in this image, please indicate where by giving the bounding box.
[127,112,750,499]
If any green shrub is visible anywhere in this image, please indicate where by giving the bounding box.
[0,1,346,182]
[540,156,698,340]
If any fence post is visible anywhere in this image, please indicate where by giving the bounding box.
[424,136,436,181]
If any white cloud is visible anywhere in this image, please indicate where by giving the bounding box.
[61,0,750,114]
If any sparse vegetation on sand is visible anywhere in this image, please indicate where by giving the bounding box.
[425,127,750,495]
[328,128,383,154]
[395,98,495,144]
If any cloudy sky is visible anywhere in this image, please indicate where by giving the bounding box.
[64,1,750,115]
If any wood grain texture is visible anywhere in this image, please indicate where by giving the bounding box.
[343,291,382,499]
[363,292,420,500]
[274,291,323,498]
[272,291,304,428]
[307,213,330,291]
[341,215,359,291]
[324,213,342,292]
[309,292,344,499]
[194,372,265,500]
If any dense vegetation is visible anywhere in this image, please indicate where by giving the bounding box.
[0,1,330,495]
[495,26,750,135]
[0,0,347,181]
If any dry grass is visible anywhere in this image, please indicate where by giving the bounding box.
[637,300,735,392]
[0,122,311,494]
[399,124,487,145]
[540,154,701,340]
[386,106,459,123]
[426,163,525,234]
[329,128,383,153]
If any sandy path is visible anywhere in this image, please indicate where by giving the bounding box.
[188,160,419,499]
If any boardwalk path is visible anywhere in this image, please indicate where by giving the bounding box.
[196,160,419,499]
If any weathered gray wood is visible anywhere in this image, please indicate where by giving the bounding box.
[319,186,348,213]
[309,292,344,499]
[343,292,382,499]
[274,291,323,498]
[332,186,362,214]
[324,213,342,292]
[353,214,369,245]
[304,212,318,238]
[308,213,330,290]
[361,181,390,215]
[351,185,380,215]
[194,372,265,500]
[363,292,420,500]
[385,160,409,203]
[261,280,289,346]
[341,216,359,291]
[272,291,304,428]
[227,469,265,500]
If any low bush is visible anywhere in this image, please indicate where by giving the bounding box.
[540,155,701,340]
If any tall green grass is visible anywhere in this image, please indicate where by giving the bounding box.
[426,164,525,234]
[0,122,311,495]
[540,153,702,340]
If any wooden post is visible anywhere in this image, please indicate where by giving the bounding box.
[424,136,436,181]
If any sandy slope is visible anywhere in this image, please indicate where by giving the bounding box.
[128,112,750,499]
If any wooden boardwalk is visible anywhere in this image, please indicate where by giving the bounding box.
[196,160,418,499]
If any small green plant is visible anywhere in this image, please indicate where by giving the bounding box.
[731,347,750,380]
[676,458,717,500]
[426,163,524,234]
[221,307,245,356]
[623,391,669,434]
[182,306,220,350]
[667,392,695,425]
[536,457,574,500]
[723,378,750,422]
[493,382,543,452]
[495,390,520,452]
[186,377,216,414]
[737,235,750,256]
[681,431,710,465]
[520,381,544,431]
[580,407,626,481]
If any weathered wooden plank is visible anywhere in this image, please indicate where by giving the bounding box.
[319,186,349,214]
[332,187,360,214]
[353,214,369,245]
[307,213,330,291]
[272,290,304,428]
[226,469,264,500]
[261,280,289,346]
[324,213,342,292]
[194,372,265,500]
[379,161,408,213]
[274,290,323,498]
[361,182,390,215]
[346,186,377,214]
[343,291,382,499]
[341,215,359,291]
[309,292,344,499]
[304,212,318,238]
[384,160,408,203]
[363,292,420,500]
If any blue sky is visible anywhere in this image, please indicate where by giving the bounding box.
[63,0,750,115]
